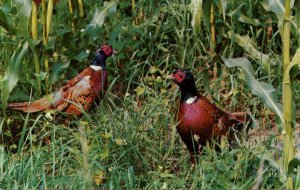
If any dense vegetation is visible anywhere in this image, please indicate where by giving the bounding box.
[0,0,300,189]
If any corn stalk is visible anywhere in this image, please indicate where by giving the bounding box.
[209,3,217,79]
[68,0,75,33]
[210,3,216,53]
[31,0,42,94]
[42,0,53,94]
[78,0,84,18]
[282,0,294,189]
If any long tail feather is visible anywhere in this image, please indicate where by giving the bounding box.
[8,98,51,113]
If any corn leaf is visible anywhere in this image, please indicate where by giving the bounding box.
[221,56,284,124]
[1,41,29,114]
[15,0,31,38]
[288,158,300,175]
[190,0,203,35]
[284,47,300,81]
[0,8,9,32]
[202,0,213,29]
[218,0,227,21]
[227,31,275,70]
[49,61,70,86]
[261,0,295,37]
[238,14,261,26]
[88,1,117,29]
[261,0,294,15]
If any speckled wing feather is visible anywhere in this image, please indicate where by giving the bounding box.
[7,67,97,114]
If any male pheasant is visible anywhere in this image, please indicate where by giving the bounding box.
[169,69,249,163]
[8,44,117,116]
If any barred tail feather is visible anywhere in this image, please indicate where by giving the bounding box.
[8,98,51,113]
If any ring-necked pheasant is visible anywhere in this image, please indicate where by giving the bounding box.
[8,44,117,116]
[169,69,249,163]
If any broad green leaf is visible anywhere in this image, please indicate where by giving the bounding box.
[288,158,300,175]
[33,72,47,80]
[284,47,300,81]
[295,1,300,26]
[227,3,246,17]
[294,1,300,44]
[238,14,261,26]
[261,0,294,15]
[221,56,284,124]
[218,0,227,21]
[0,8,9,31]
[227,31,275,70]
[261,0,295,37]
[49,61,70,85]
[8,89,30,101]
[190,0,203,35]
[202,0,213,29]
[15,0,31,39]
[88,1,117,29]
[1,41,29,114]
[73,51,89,62]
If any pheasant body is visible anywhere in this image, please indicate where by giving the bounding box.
[177,96,238,153]
[8,45,116,116]
[170,69,248,163]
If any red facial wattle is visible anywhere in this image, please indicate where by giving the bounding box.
[172,70,185,84]
[100,45,117,56]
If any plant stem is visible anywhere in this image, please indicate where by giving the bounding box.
[210,3,216,53]
[210,3,217,79]
[31,0,42,94]
[31,2,38,39]
[132,0,135,14]
[282,0,294,189]
[78,0,84,18]
[42,0,53,94]
[42,0,47,44]
[68,0,75,33]
[46,0,53,39]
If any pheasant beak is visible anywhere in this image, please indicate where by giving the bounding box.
[112,49,118,55]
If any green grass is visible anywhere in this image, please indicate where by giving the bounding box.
[0,96,285,189]
[0,0,300,189]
